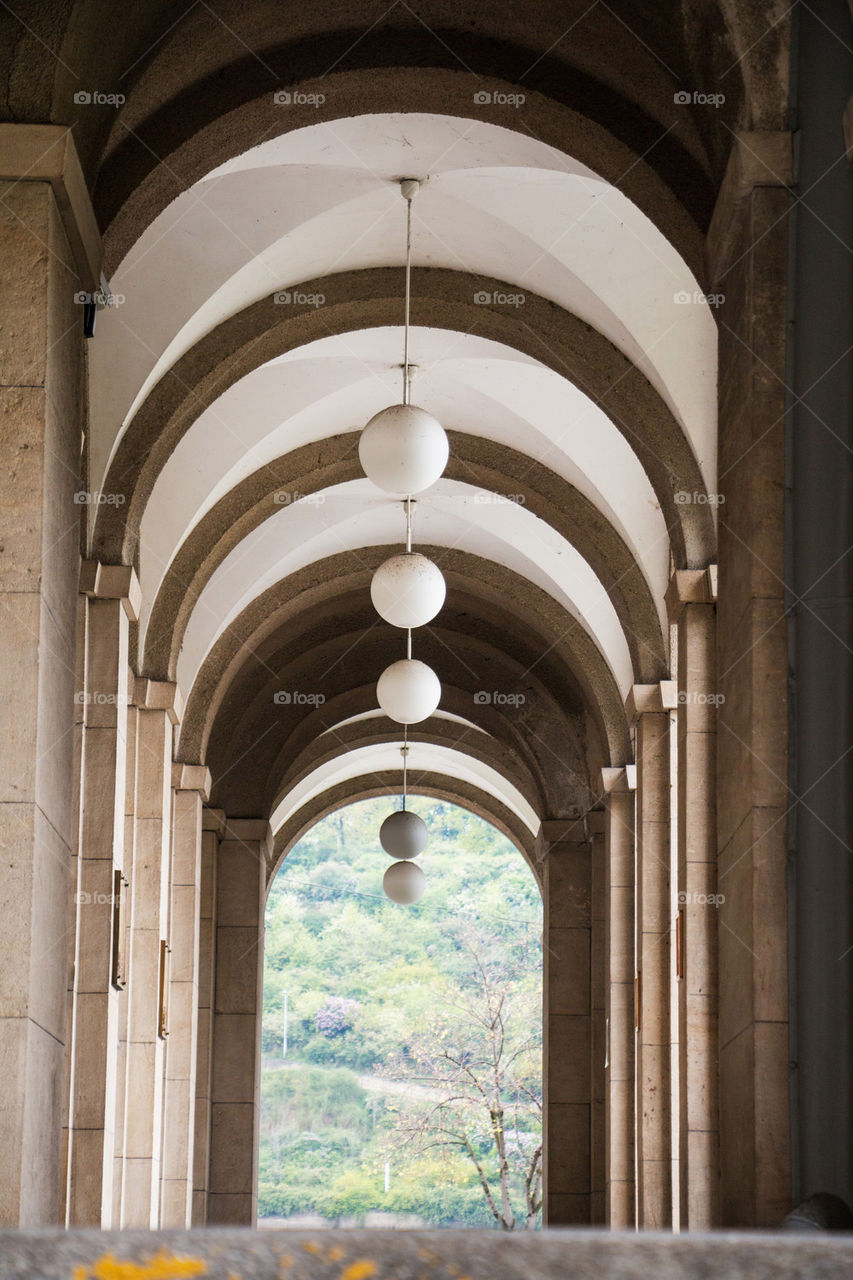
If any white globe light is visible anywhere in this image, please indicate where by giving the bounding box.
[383,860,427,905]
[377,658,441,724]
[371,553,446,628]
[380,809,429,859]
[359,403,449,495]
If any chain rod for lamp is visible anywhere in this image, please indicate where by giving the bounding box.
[402,731,408,806]
[402,185,414,405]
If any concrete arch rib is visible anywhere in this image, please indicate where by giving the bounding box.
[266,714,544,832]
[93,268,715,571]
[270,772,540,887]
[175,558,629,791]
[96,57,712,280]
[139,440,666,690]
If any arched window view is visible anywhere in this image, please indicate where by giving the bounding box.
[260,798,543,1229]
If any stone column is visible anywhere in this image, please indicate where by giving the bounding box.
[667,568,720,1228]
[588,809,607,1224]
[160,765,210,1226]
[0,125,98,1226]
[707,130,792,1226]
[110,695,138,1225]
[192,808,222,1225]
[627,683,676,1228]
[602,767,636,1228]
[208,818,269,1225]
[119,679,180,1227]
[65,566,139,1225]
[541,819,592,1226]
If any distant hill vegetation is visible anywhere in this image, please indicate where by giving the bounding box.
[260,795,543,1228]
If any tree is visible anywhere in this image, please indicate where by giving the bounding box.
[385,928,542,1230]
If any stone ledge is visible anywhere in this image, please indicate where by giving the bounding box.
[0,1229,852,1279]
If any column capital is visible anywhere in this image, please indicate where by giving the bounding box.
[80,560,141,622]
[665,566,717,623]
[132,676,183,725]
[539,817,587,848]
[0,123,102,289]
[585,808,606,838]
[202,806,226,835]
[625,681,678,723]
[172,763,211,799]
[601,766,636,793]
[707,130,793,283]
[221,817,273,863]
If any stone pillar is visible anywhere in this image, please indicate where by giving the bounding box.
[111,695,138,1225]
[588,810,607,1224]
[707,130,792,1226]
[0,125,99,1226]
[208,818,269,1225]
[667,568,720,1228]
[602,767,636,1228]
[627,683,676,1229]
[65,566,139,1225]
[541,819,592,1226]
[160,765,210,1226]
[119,679,180,1227]
[192,808,222,1225]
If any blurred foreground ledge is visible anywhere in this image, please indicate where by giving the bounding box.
[1,1229,853,1280]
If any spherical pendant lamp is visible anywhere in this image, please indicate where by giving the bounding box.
[359,403,448,496]
[377,658,441,724]
[383,859,426,905]
[371,552,446,628]
[380,808,429,859]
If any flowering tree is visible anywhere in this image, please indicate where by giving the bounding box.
[386,930,542,1230]
[315,995,360,1038]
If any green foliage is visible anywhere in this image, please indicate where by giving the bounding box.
[259,796,542,1228]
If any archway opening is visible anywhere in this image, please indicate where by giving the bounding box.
[260,795,543,1229]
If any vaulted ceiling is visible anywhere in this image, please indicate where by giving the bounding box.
[1,0,790,859]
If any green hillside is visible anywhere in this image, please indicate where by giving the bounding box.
[260,795,543,1228]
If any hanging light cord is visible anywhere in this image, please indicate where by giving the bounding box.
[402,186,414,406]
[406,495,413,659]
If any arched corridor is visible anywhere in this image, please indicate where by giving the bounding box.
[0,0,851,1260]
